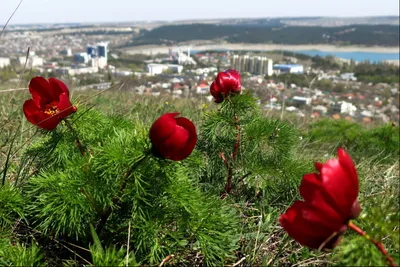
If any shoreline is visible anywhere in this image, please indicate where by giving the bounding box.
[124,43,400,55]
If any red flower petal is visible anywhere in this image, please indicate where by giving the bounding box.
[280,201,342,249]
[23,99,40,118]
[49,78,69,97]
[281,149,360,250]
[149,113,178,148]
[314,162,323,172]
[210,82,223,103]
[216,69,241,95]
[225,69,241,93]
[299,175,344,224]
[57,93,75,118]
[319,156,357,219]
[337,148,359,197]
[29,77,54,108]
[173,117,197,160]
[149,113,197,161]
[159,124,189,160]
[23,99,60,130]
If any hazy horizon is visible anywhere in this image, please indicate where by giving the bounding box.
[1,0,399,25]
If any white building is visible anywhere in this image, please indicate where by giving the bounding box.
[74,53,90,64]
[230,55,273,76]
[146,64,183,76]
[0,58,11,68]
[293,96,312,105]
[90,57,108,69]
[340,73,357,81]
[97,42,108,61]
[333,101,357,116]
[56,66,98,76]
[114,69,134,77]
[273,64,304,74]
[312,105,328,114]
[18,56,44,67]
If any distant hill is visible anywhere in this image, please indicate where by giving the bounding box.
[131,23,400,47]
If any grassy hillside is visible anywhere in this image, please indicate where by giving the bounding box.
[130,24,400,46]
[0,87,399,266]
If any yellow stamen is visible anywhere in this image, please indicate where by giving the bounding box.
[44,101,60,116]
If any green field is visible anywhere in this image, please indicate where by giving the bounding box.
[0,84,399,266]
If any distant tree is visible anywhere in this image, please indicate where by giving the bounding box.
[334,83,346,93]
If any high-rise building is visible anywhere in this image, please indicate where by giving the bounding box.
[86,45,97,58]
[84,42,108,68]
[97,43,108,60]
[231,55,239,71]
[230,54,274,76]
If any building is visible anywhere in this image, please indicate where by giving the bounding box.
[230,54,273,76]
[83,43,108,68]
[86,45,97,58]
[114,69,134,77]
[97,43,108,61]
[273,64,304,74]
[90,57,108,69]
[293,96,312,106]
[0,58,10,68]
[146,63,183,75]
[340,73,357,81]
[60,48,72,56]
[332,101,357,115]
[74,53,90,64]
[18,55,44,67]
[56,66,98,76]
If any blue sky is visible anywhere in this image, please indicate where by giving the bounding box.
[2,0,399,24]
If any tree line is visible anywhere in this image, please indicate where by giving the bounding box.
[131,24,399,46]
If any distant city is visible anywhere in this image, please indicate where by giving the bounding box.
[0,17,399,124]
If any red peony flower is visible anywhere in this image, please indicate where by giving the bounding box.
[210,69,241,103]
[23,77,77,130]
[280,148,361,250]
[149,113,197,161]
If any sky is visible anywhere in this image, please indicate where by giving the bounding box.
[1,0,399,25]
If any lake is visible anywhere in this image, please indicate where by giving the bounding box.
[192,48,399,63]
[291,50,399,63]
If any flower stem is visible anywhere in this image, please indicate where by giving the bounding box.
[348,221,398,267]
[220,152,232,199]
[96,153,149,235]
[79,187,102,215]
[220,100,241,199]
[63,119,86,156]
[232,114,240,160]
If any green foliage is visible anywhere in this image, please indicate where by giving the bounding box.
[0,184,24,227]
[0,88,398,266]
[198,92,306,199]
[132,23,400,46]
[311,55,341,70]
[0,241,45,267]
[354,62,400,84]
[0,66,18,83]
[89,245,135,267]
[270,73,314,88]
[15,105,241,265]
[305,119,400,162]
[163,175,239,266]
[25,170,95,239]
[88,224,136,266]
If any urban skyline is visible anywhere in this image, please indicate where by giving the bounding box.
[1,0,399,25]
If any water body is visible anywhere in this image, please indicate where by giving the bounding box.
[289,50,399,63]
[192,49,399,63]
